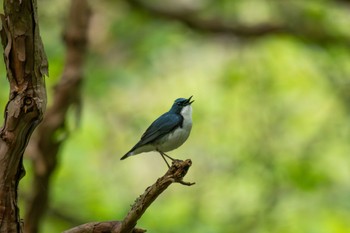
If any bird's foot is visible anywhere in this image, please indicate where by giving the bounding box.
[159,151,179,168]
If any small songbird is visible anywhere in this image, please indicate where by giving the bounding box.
[121,96,194,167]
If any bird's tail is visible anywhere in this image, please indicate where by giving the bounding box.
[120,151,133,160]
[120,153,129,160]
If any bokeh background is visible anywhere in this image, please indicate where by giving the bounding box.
[1,0,350,232]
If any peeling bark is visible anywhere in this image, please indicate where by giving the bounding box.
[0,0,48,232]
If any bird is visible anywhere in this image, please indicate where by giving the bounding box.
[121,96,194,167]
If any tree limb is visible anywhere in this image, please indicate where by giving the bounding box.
[63,222,145,233]
[126,0,285,37]
[63,159,194,233]
[126,0,350,45]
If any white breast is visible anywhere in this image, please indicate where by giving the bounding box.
[181,105,192,127]
[156,105,193,152]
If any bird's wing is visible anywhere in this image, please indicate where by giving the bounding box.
[139,113,183,146]
[121,113,183,159]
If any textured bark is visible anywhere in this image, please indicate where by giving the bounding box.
[0,0,48,232]
[23,0,91,232]
[64,159,194,233]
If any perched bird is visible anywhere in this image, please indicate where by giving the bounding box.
[121,96,194,167]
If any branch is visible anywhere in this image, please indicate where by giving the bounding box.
[126,0,285,37]
[64,159,194,233]
[126,0,350,45]
[63,222,144,233]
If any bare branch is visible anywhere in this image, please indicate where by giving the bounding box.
[64,159,194,233]
[63,222,145,233]
[117,159,194,233]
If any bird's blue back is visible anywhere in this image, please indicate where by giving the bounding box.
[131,112,183,149]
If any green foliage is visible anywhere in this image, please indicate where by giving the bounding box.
[1,0,350,232]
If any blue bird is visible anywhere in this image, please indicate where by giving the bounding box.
[121,96,194,167]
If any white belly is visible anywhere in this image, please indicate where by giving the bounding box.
[156,125,191,152]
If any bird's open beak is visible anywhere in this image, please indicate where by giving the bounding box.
[186,95,194,105]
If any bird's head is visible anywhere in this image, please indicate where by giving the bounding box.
[169,96,194,114]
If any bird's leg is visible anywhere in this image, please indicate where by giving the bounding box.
[159,151,171,168]
[162,152,175,161]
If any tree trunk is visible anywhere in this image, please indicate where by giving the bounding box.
[0,0,48,232]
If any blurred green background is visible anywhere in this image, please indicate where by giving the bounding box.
[1,0,350,232]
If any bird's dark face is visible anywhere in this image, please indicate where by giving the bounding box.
[170,96,194,113]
